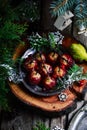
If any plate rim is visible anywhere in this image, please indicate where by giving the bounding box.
[19,48,69,96]
[68,104,87,130]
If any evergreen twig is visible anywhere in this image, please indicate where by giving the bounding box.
[33,122,50,130]
[14,0,40,22]
[74,0,87,28]
[57,64,87,89]
[28,32,63,52]
[0,2,28,110]
[50,0,75,16]
[50,0,87,29]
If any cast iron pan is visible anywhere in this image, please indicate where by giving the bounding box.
[19,48,65,96]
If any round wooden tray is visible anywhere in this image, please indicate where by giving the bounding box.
[9,44,87,112]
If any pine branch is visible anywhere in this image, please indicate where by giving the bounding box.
[50,0,68,16]
[14,0,40,22]
[75,18,87,28]
[0,47,22,110]
[29,33,49,52]
[33,122,50,130]
[74,1,87,28]
[0,47,15,110]
[0,20,27,45]
[0,5,28,110]
[56,64,87,89]
[50,0,87,29]
[28,32,63,52]
[50,0,75,16]
[0,66,10,110]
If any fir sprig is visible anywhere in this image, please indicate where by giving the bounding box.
[0,2,28,110]
[48,33,57,49]
[50,0,87,29]
[29,33,49,52]
[33,122,50,130]
[0,48,16,110]
[74,1,87,28]
[15,0,40,22]
[50,0,75,16]
[0,66,10,110]
[28,32,63,52]
[0,20,27,45]
[57,64,87,89]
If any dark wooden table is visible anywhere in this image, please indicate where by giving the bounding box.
[0,26,87,130]
[0,94,87,130]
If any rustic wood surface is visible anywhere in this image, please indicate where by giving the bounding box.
[0,98,86,130]
[0,25,87,130]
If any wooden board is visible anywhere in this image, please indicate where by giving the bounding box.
[9,44,87,113]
